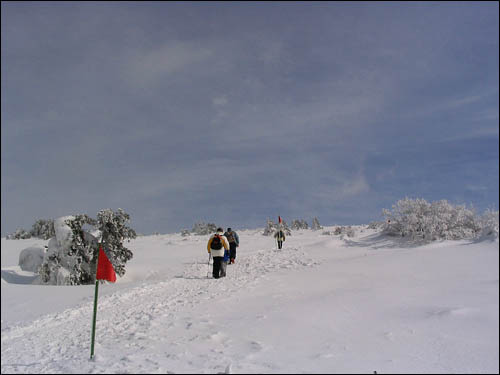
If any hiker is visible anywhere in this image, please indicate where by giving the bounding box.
[224,227,240,264]
[274,229,285,249]
[207,227,230,278]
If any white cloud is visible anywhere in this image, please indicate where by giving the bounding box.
[125,41,213,85]
[212,96,228,106]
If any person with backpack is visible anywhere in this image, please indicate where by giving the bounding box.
[274,229,285,249]
[224,227,240,264]
[207,227,230,279]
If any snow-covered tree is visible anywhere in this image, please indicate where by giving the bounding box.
[367,221,383,229]
[311,217,322,230]
[191,222,217,235]
[333,226,355,237]
[291,219,309,230]
[181,229,191,237]
[38,215,98,285]
[6,228,31,239]
[97,208,136,278]
[30,219,55,240]
[382,198,482,241]
[479,209,499,239]
[38,209,136,285]
[263,218,291,236]
[263,218,276,236]
[65,214,99,285]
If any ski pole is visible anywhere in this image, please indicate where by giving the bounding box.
[207,253,212,278]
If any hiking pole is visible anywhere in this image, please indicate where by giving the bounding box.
[207,253,212,278]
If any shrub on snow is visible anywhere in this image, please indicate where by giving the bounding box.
[382,198,482,241]
[191,222,217,235]
[291,219,309,230]
[38,215,97,285]
[368,221,383,229]
[333,226,355,237]
[311,217,323,230]
[263,218,291,236]
[6,228,31,239]
[30,219,55,240]
[97,208,136,278]
[479,209,499,239]
[7,219,55,240]
[38,209,136,285]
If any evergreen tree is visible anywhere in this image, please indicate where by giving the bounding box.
[65,214,98,285]
[300,219,309,229]
[38,209,136,285]
[311,217,322,230]
[191,222,217,235]
[291,219,309,230]
[263,218,291,236]
[30,219,56,240]
[263,218,277,236]
[39,251,61,284]
[97,208,137,278]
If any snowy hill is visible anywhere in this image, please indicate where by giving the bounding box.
[1,226,498,373]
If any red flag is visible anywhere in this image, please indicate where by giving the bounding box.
[96,245,116,282]
[279,216,282,224]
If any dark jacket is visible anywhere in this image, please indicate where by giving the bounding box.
[224,230,239,246]
[274,230,285,241]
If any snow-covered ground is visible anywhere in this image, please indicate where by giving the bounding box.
[1,226,498,374]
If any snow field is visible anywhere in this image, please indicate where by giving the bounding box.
[1,228,498,373]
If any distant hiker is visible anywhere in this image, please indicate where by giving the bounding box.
[224,227,240,264]
[207,227,230,279]
[274,229,285,249]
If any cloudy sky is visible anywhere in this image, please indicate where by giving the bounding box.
[2,2,498,236]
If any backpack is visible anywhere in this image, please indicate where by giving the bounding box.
[226,231,235,243]
[211,234,222,250]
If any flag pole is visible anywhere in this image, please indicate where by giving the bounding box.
[90,237,102,360]
[90,278,99,359]
[90,236,117,359]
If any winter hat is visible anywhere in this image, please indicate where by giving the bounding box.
[216,227,224,233]
[227,227,232,232]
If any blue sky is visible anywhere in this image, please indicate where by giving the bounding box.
[1,2,498,236]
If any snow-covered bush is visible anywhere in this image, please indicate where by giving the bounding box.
[263,218,291,236]
[6,228,31,239]
[333,226,355,237]
[97,208,136,278]
[38,209,136,285]
[181,229,191,237]
[382,198,481,241]
[191,222,217,235]
[263,219,276,236]
[30,219,55,240]
[291,219,309,230]
[311,217,323,230]
[479,209,499,239]
[19,246,46,272]
[368,221,383,229]
[8,219,55,240]
[39,215,98,285]
[345,227,355,238]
